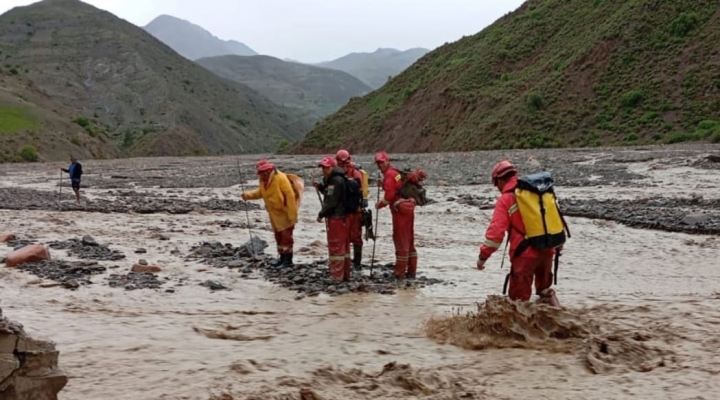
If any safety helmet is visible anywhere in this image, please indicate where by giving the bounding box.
[318,156,337,168]
[491,160,517,184]
[255,159,268,169]
[336,149,351,162]
[374,151,389,163]
[256,162,275,174]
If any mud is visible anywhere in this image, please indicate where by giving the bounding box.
[188,240,448,296]
[1,143,719,400]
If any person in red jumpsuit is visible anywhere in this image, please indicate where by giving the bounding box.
[336,149,366,270]
[315,156,351,281]
[374,151,417,279]
[476,160,560,306]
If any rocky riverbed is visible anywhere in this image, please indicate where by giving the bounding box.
[1,143,719,400]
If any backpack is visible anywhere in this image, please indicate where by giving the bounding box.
[512,171,570,256]
[394,168,430,206]
[355,165,370,200]
[342,176,362,214]
[286,173,304,208]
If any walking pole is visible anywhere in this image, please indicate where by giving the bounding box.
[58,168,62,209]
[236,157,256,258]
[370,172,381,278]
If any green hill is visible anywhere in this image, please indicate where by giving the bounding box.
[0,0,306,161]
[317,48,430,89]
[295,0,720,154]
[197,55,372,126]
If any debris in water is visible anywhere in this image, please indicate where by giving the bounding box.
[16,260,106,289]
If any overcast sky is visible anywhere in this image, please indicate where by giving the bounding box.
[0,0,525,63]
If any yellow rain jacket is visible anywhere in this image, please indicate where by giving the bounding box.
[244,170,298,232]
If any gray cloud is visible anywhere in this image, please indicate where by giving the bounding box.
[1,0,525,62]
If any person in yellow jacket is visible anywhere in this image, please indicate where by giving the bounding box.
[241,160,298,268]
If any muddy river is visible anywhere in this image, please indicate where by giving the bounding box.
[1,144,719,399]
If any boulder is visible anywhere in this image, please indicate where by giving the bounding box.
[0,234,16,243]
[0,307,68,399]
[682,213,710,225]
[131,264,162,274]
[5,245,51,268]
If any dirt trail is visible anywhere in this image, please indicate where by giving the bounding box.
[1,144,719,399]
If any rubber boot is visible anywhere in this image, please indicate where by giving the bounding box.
[279,254,294,268]
[352,245,362,271]
[272,255,285,267]
[538,288,560,307]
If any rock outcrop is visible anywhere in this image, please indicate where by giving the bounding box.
[0,307,68,400]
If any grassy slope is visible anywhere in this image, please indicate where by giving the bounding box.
[196,55,371,126]
[296,0,720,153]
[0,0,307,160]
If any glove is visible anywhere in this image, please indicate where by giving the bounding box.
[476,257,486,271]
[361,199,368,209]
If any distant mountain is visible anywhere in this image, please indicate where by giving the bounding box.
[197,55,372,126]
[0,0,305,160]
[144,14,257,60]
[318,48,430,89]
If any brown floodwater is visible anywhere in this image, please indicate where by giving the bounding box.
[1,153,719,399]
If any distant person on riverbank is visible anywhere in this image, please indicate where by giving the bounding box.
[476,160,569,307]
[241,160,298,268]
[61,156,83,203]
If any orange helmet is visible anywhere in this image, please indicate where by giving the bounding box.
[336,149,351,162]
[491,160,517,184]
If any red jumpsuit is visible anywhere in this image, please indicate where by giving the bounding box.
[345,166,364,247]
[378,166,417,279]
[479,176,555,301]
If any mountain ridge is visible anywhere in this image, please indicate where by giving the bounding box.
[294,0,720,154]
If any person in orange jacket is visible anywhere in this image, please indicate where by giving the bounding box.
[374,151,417,279]
[336,149,366,270]
[476,160,560,306]
[241,160,298,268]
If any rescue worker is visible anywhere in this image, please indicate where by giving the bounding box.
[374,151,417,279]
[336,149,367,271]
[241,160,298,268]
[315,157,351,281]
[476,160,560,306]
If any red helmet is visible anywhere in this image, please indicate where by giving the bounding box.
[491,160,517,183]
[256,162,275,174]
[374,151,389,163]
[318,156,337,168]
[255,159,268,169]
[336,149,351,162]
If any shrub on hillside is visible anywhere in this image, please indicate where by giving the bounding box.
[670,12,700,37]
[620,89,644,108]
[19,145,38,162]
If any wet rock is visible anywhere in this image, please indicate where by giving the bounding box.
[16,260,106,289]
[188,244,447,296]
[81,235,98,246]
[107,272,164,290]
[135,248,147,254]
[138,259,148,265]
[682,213,710,225]
[131,264,162,274]
[0,306,68,399]
[0,234,16,243]
[5,244,51,267]
[48,238,125,261]
[200,280,229,291]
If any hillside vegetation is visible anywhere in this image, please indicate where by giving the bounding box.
[144,15,257,60]
[318,48,430,89]
[0,0,304,161]
[296,0,720,153]
[197,55,371,126]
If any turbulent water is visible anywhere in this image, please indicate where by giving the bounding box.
[1,146,719,399]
